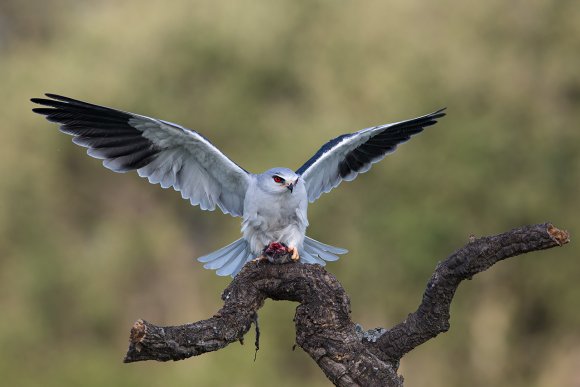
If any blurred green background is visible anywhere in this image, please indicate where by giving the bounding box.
[1,0,579,386]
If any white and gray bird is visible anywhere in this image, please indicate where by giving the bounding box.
[32,94,445,276]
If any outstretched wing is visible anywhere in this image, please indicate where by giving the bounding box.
[296,109,446,202]
[32,94,251,217]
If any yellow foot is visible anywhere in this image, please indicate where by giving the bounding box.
[287,246,300,261]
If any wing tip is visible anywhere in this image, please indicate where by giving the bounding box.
[30,97,51,107]
[44,92,63,99]
[430,107,447,119]
[31,107,47,115]
[31,93,64,103]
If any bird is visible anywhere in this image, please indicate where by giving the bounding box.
[31,93,445,276]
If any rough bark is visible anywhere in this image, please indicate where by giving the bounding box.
[124,223,569,386]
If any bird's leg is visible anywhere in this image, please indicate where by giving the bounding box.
[287,245,300,261]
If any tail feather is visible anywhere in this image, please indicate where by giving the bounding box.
[304,237,348,255]
[203,242,246,270]
[304,244,339,262]
[301,248,326,265]
[197,236,347,277]
[302,236,347,264]
[232,244,254,275]
[197,238,254,277]
[197,239,242,263]
[217,243,253,277]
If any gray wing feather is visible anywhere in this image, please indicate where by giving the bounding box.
[32,94,251,216]
[296,109,445,202]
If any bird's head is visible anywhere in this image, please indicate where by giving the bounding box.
[258,168,300,195]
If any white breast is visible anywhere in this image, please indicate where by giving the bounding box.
[241,178,309,255]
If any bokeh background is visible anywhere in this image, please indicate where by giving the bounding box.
[1,1,579,386]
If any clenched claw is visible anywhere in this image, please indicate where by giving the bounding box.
[287,246,300,261]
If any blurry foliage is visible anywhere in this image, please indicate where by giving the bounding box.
[1,0,579,386]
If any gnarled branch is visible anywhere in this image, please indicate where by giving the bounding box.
[124,223,569,386]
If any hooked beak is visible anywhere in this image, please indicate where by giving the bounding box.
[285,179,297,193]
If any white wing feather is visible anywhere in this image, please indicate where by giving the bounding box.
[131,117,251,215]
[32,94,251,217]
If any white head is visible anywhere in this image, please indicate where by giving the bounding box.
[257,168,300,195]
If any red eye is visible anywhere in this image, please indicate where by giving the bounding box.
[273,176,284,183]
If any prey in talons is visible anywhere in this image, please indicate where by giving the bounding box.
[253,242,299,265]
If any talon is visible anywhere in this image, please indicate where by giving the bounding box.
[287,246,300,261]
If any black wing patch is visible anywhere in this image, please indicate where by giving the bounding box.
[295,108,446,202]
[297,109,446,178]
[337,109,445,178]
[31,94,161,171]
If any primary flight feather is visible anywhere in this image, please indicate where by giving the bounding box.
[32,94,445,276]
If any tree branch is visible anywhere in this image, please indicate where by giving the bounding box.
[124,223,569,386]
[374,223,569,361]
